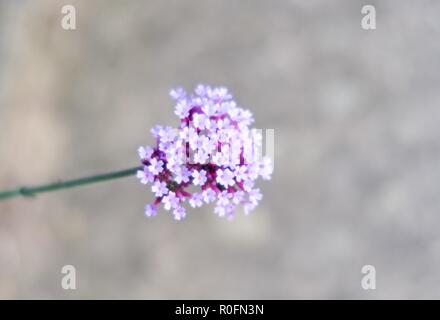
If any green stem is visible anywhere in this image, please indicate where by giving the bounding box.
[0,166,142,201]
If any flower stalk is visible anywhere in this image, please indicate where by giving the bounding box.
[0,166,142,201]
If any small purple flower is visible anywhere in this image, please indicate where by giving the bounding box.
[173,206,186,220]
[212,152,229,166]
[148,158,164,175]
[234,165,247,182]
[216,118,230,131]
[192,169,207,186]
[214,204,227,217]
[202,188,216,203]
[259,156,273,180]
[193,151,209,165]
[189,193,203,208]
[159,126,177,144]
[240,109,254,126]
[202,103,218,117]
[174,101,190,119]
[214,202,234,218]
[151,181,168,197]
[243,179,255,192]
[195,84,207,97]
[192,113,208,129]
[243,202,256,215]
[249,188,262,205]
[216,168,235,188]
[169,87,186,100]
[246,162,260,180]
[189,135,204,151]
[217,191,231,206]
[162,191,179,211]
[136,167,154,184]
[179,126,197,141]
[201,136,215,153]
[138,146,154,161]
[151,125,163,138]
[144,204,158,217]
[232,190,245,205]
[174,166,191,184]
[210,86,231,101]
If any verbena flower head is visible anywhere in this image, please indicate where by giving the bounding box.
[137,84,273,220]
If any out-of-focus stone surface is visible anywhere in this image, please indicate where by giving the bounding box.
[1,0,440,298]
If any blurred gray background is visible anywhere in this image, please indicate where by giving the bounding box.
[1,0,440,299]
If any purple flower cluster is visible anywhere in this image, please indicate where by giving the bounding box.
[136,85,273,220]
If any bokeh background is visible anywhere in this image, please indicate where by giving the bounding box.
[1,0,440,299]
